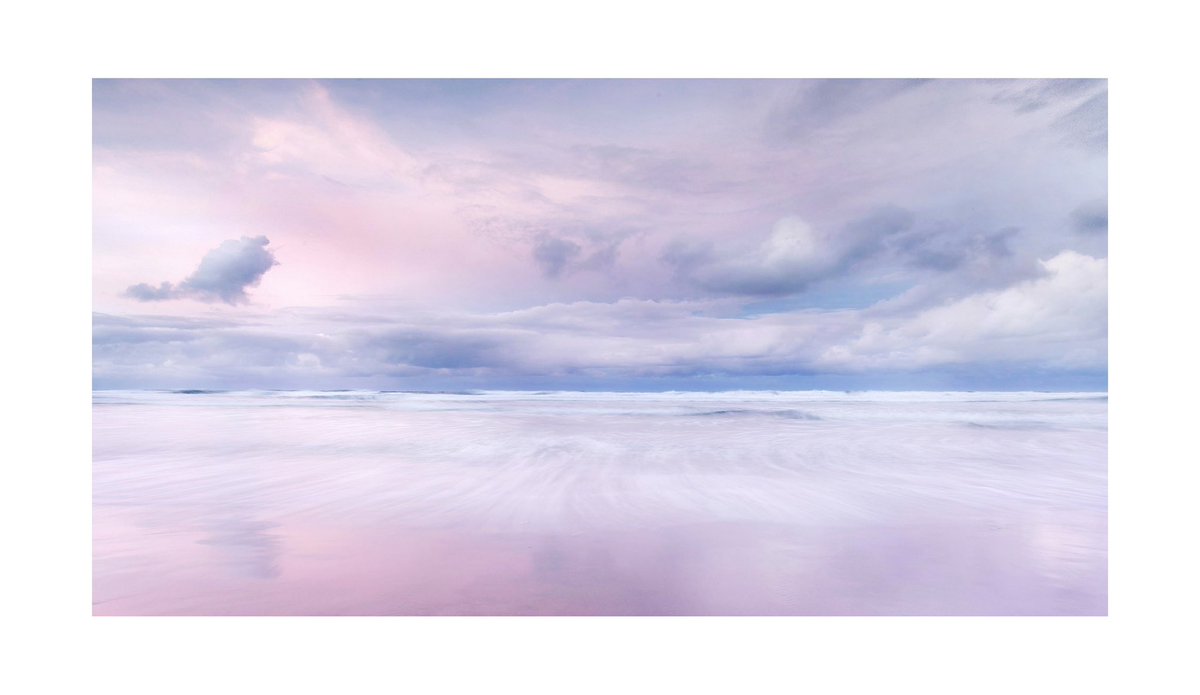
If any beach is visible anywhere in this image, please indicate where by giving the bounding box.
[93,390,1107,615]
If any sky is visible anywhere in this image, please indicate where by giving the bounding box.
[92,79,1107,391]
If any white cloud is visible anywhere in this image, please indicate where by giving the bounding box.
[819,251,1107,370]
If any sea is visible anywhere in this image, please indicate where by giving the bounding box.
[92,389,1107,615]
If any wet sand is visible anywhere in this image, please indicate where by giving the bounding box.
[93,390,1106,615]
[94,515,1105,616]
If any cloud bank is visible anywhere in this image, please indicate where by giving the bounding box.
[94,248,1106,390]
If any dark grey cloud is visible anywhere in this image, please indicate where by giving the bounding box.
[887,222,1018,272]
[660,206,1048,308]
[841,206,916,261]
[1071,198,1108,234]
[126,236,278,304]
[532,235,582,278]
[125,282,177,301]
[659,238,713,275]
[664,207,914,297]
[365,328,513,370]
[527,228,630,280]
[690,267,806,297]
[575,241,621,272]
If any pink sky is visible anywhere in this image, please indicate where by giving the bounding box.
[93,79,1107,390]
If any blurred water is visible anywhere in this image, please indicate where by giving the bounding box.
[93,390,1106,615]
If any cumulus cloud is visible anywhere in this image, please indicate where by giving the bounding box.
[126,236,278,305]
[666,208,913,297]
[819,251,1107,371]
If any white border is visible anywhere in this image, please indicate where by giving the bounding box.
[5,1,1195,693]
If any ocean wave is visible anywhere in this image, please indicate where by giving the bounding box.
[690,409,821,420]
[90,389,1107,433]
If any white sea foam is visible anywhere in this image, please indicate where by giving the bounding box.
[93,390,1106,528]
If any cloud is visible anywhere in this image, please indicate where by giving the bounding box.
[95,258,1106,390]
[665,208,913,297]
[819,251,1107,371]
[1055,90,1107,152]
[996,79,1104,114]
[93,80,1108,390]
[699,217,842,295]
[532,235,582,278]
[765,79,930,141]
[1071,198,1108,234]
[887,222,1019,272]
[125,236,278,304]
[124,281,178,301]
[96,80,1108,312]
[93,314,337,389]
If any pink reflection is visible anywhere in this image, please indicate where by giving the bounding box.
[94,515,1105,616]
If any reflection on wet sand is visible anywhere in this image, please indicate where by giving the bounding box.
[93,516,1105,615]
